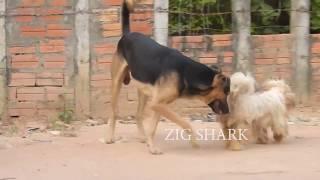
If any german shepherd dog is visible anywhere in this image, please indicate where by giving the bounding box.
[106,0,230,154]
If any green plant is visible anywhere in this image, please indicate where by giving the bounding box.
[169,0,320,35]
[251,0,290,34]
[58,109,74,124]
[311,0,320,33]
[169,0,232,35]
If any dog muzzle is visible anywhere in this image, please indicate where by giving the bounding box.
[208,100,229,115]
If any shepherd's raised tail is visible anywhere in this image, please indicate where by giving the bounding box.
[122,0,137,35]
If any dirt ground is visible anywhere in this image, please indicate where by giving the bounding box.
[1,119,320,180]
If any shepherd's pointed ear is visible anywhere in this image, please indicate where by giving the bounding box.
[209,64,222,73]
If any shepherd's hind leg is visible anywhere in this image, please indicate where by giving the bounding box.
[105,54,128,144]
[135,89,148,143]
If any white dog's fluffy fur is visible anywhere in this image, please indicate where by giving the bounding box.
[219,72,295,150]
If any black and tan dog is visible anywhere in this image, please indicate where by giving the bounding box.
[106,0,230,154]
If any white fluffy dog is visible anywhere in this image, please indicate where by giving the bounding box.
[219,72,295,150]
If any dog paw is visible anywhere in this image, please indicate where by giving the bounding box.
[190,141,200,149]
[256,138,268,144]
[273,134,284,143]
[228,141,243,151]
[103,136,122,144]
[149,147,163,155]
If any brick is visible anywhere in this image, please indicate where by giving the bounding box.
[140,0,153,4]
[45,87,73,94]
[255,52,277,59]
[14,16,33,22]
[17,93,45,101]
[103,0,122,6]
[10,7,36,16]
[312,42,320,49]
[91,73,111,81]
[199,57,217,64]
[47,24,71,30]
[102,23,121,30]
[47,93,73,101]
[224,56,233,64]
[37,72,64,79]
[44,61,65,69]
[40,8,64,15]
[21,31,46,38]
[277,50,290,58]
[312,47,320,54]
[184,43,204,49]
[50,0,68,6]
[311,57,320,63]
[171,42,182,49]
[42,54,66,62]
[11,54,39,62]
[9,78,36,87]
[43,40,65,46]
[38,109,57,116]
[131,12,153,21]
[102,30,121,37]
[97,56,113,63]
[9,88,17,101]
[273,34,291,41]
[36,79,64,86]
[171,36,183,43]
[40,44,64,53]
[255,58,275,65]
[40,15,64,22]
[94,43,117,55]
[255,66,272,73]
[99,14,119,23]
[11,73,36,79]
[20,26,46,38]
[185,36,203,43]
[276,58,291,64]
[275,65,291,72]
[223,51,234,57]
[46,30,71,37]
[214,40,231,46]
[199,51,216,58]
[21,0,45,7]
[212,34,232,41]
[9,46,36,54]
[131,22,152,35]
[9,102,37,109]
[91,79,112,88]
[8,108,37,117]
[17,87,45,94]
[12,61,38,68]
[20,26,46,32]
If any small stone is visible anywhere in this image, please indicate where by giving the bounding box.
[85,119,99,126]
[62,131,77,137]
[49,130,61,136]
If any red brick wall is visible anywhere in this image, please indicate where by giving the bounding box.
[3,0,319,122]
[6,0,75,122]
[90,0,153,119]
[311,34,320,102]
[170,34,320,110]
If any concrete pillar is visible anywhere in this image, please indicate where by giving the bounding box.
[75,0,90,120]
[154,0,168,46]
[0,0,6,120]
[232,0,251,73]
[290,0,311,103]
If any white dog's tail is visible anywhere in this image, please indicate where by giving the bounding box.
[262,80,296,111]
